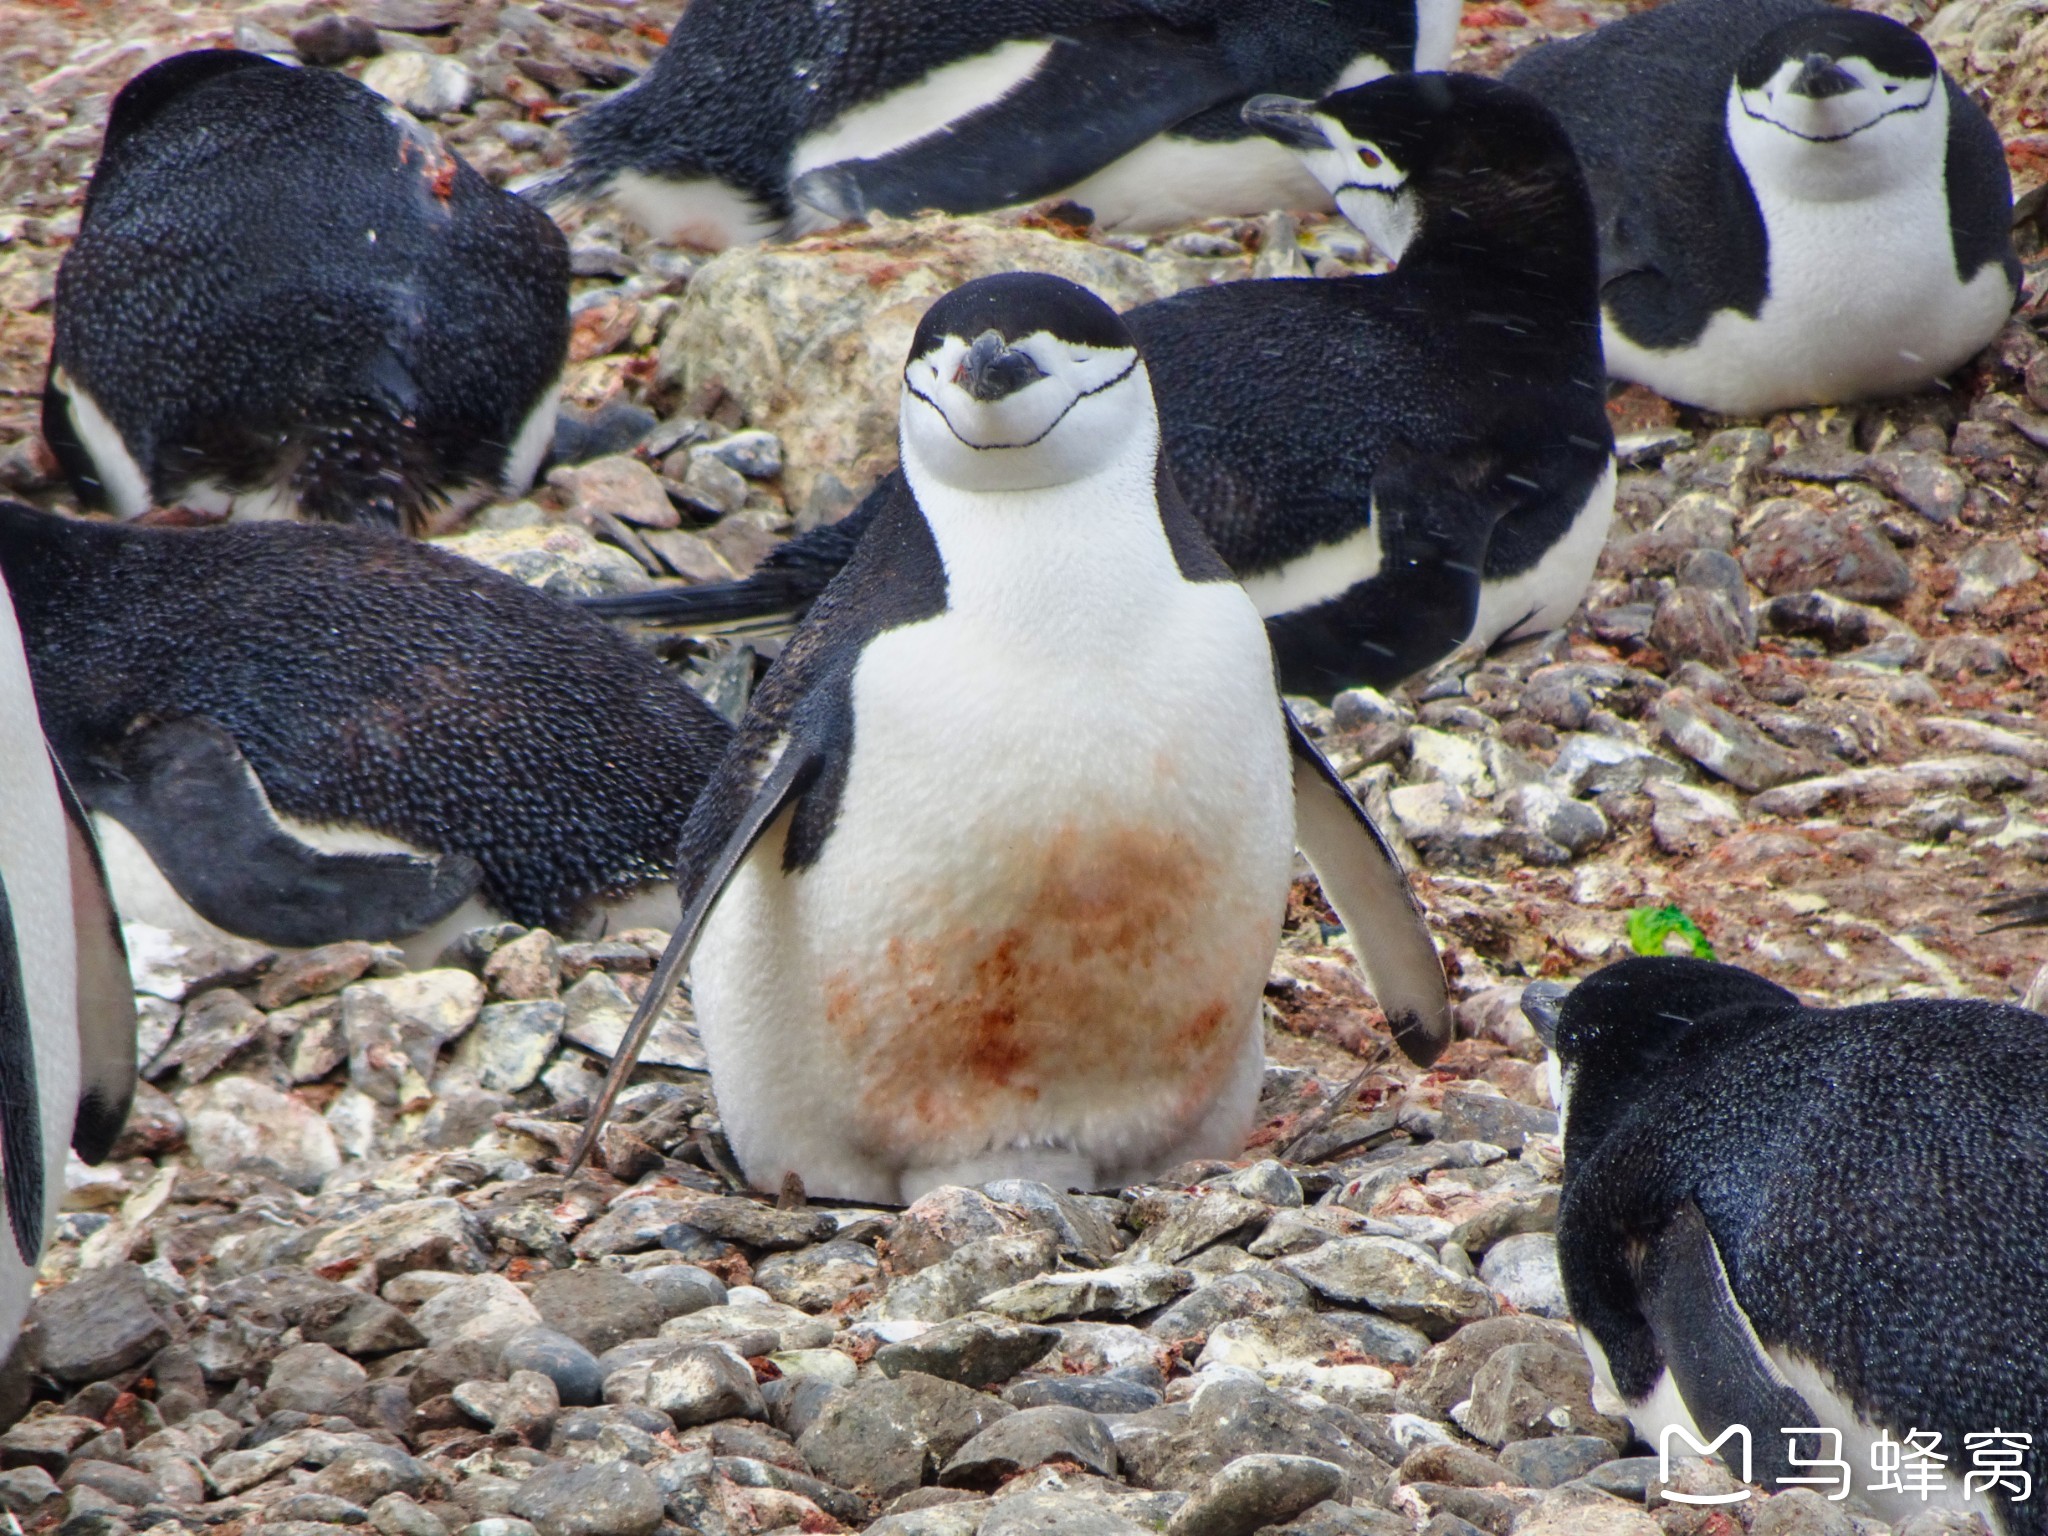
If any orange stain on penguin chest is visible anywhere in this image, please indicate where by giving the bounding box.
[820,823,1262,1147]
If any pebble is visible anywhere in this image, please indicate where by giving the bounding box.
[361,52,479,118]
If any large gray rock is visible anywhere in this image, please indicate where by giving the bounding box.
[755,1240,884,1312]
[529,1269,665,1355]
[639,1342,766,1427]
[1165,1455,1346,1536]
[875,1315,1061,1388]
[1457,1342,1629,1450]
[1740,499,1912,604]
[25,1265,171,1383]
[881,1232,1061,1322]
[507,1460,662,1536]
[1118,1378,1390,1501]
[978,1264,1193,1323]
[1278,1237,1496,1337]
[940,1406,1118,1488]
[1478,1235,1569,1321]
[655,215,1191,513]
[176,1075,341,1192]
[256,1342,368,1416]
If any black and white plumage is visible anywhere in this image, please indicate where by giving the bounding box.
[544,0,1461,248]
[45,50,569,533]
[0,503,732,962]
[0,561,136,1352]
[566,273,1448,1200]
[1525,958,2048,1536]
[589,73,1615,699]
[1505,0,2020,414]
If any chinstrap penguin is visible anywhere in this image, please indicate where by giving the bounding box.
[542,0,1462,248]
[589,73,1615,698]
[1505,0,2021,414]
[46,50,569,532]
[0,561,138,1355]
[564,273,1449,1200]
[0,503,732,964]
[1524,958,2048,1536]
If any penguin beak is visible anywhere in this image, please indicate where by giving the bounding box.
[1520,980,1570,1050]
[955,331,1046,403]
[1789,53,1860,100]
[1242,95,1331,152]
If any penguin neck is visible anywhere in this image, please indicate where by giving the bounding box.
[905,426,1184,647]
[1397,158,1603,330]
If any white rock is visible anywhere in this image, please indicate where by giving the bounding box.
[412,1273,544,1349]
[176,1076,340,1193]
[361,52,476,118]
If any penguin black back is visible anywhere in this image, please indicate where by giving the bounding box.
[46,51,569,531]
[0,505,731,934]
[1542,957,2048,1535]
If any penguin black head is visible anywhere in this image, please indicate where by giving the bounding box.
[1522,957,1801,1156]
[900,273,1147,493]
[1243,73,1586,266]
[1732,11,1940,181]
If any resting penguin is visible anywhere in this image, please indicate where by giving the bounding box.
[1523,958,2048,1536]
[1505,0,2020,415]
[588,73,1615,698]
[45,49,569,532]
[564,273,1450,1199]
[0,503,732,964]
[543,0,1462,248]
[0,562,138,1350]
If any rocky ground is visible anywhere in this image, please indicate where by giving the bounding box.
[2,2,2048,1536]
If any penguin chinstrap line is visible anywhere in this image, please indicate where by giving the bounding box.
[45,50,570,533]
[565,273,1449,1202]
[586,73,1616,701]
[0,504,733,967]
[541,0,1461,249]
[1526,959,2048,1536]
[1506,0,2019,415]
[0,563,138,1354]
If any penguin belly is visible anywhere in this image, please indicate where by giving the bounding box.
[1605,176,2014,415]
[691,588,1294,1204]
[1058,134,1331,233]
[0,609,79,1349]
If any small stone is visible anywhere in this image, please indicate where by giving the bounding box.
[1945,537,2042,615]
[371,1494,447,1536]
[881,1232,1062,1321]
[1645,779,1743,857]
[978,1264,1193,1322]
[561,971,704,1069]
[1503,784,1607,858]
[449,1001,564,1094]
[529,1269,666,1355]
[500,1328,606,1408]
[293,14,382,65]
[1507,1486,1661,1536]
[482,930,561,1001]
[413,1273,543,1350]
[939,1405,1118,1488]
[507,1460,662,1536]
[887,1187,1022,1271]
[343,970,486,1107]
[1166,1454,1346,1536]
[1128,1195,1271,1266]
[630,1265,727,1317]
[548,456,678,530]
[798,1372,1015,1500]
[1457,1341,1628,1449]
[981,1180,1128,1265]
[0,1466,59,1516]
[453,1370,559,1439]
[1655,689,1812,793]
[639,1342,766,1426]
[680,452,749,517]
[875,1315,1060,1388]
[1277,1238,1495,1338]
[1120,1378,1389,1502]
[756,1240,884,1312]
[257,1342,368,1416]
[25,1266,170,1384]
[1582,1458,1658,1501]
[1928,633,2012,681]
[1863,449,1966,524]
[700,431,785,480]
[1497,1437,1613,1489]
[361,52,477,118]
[978,1492,1151,1536]
[1003,1377,1161,1414]
[259,942,377,1009]
[157,986,266,1084]
[1405,1317,1574,1416]
[1477,1234,1568,1320]
[1649,584,1749,671]
[1740,500,1912,604]
[176,1074,343,1192]
[308,1444,429,1505]
[1743,1488,1859,1536]
[1396,1445,1511,1488]
[1439,1090,1558,1154]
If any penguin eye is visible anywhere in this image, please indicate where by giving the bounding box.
[1358,145,1385,169]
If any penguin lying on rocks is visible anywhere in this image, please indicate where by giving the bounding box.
[588,73,1614,698]
[45,50,569,532]
[1505,0,2020,414]
[1523,957,2047,1536]
[543,0,1461,247]
[0,562,137,1350]
[0,504,732,964]
[566,273,1450,1200]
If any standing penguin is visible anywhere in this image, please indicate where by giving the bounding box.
[0,503,732,964]
[588,73,1614,697]
[543,0,1462,248]
[1524,958,2047,1536]
[1505,0,2020,414]
[0,564,137,1350]
[567,273,1449,1199]
[46,50,569,532]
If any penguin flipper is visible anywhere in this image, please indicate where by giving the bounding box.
[1286,712,1450,1066]
[49,755,135,1165]
[0,873,45,1265]
[790,24,1244,223]
[1641,1201,1818,1485]
[83,717,483,950]
[565,731,827,1173]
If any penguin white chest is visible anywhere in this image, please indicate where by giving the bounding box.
[691,578,1294,1202]
[1606,98,2014,414]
